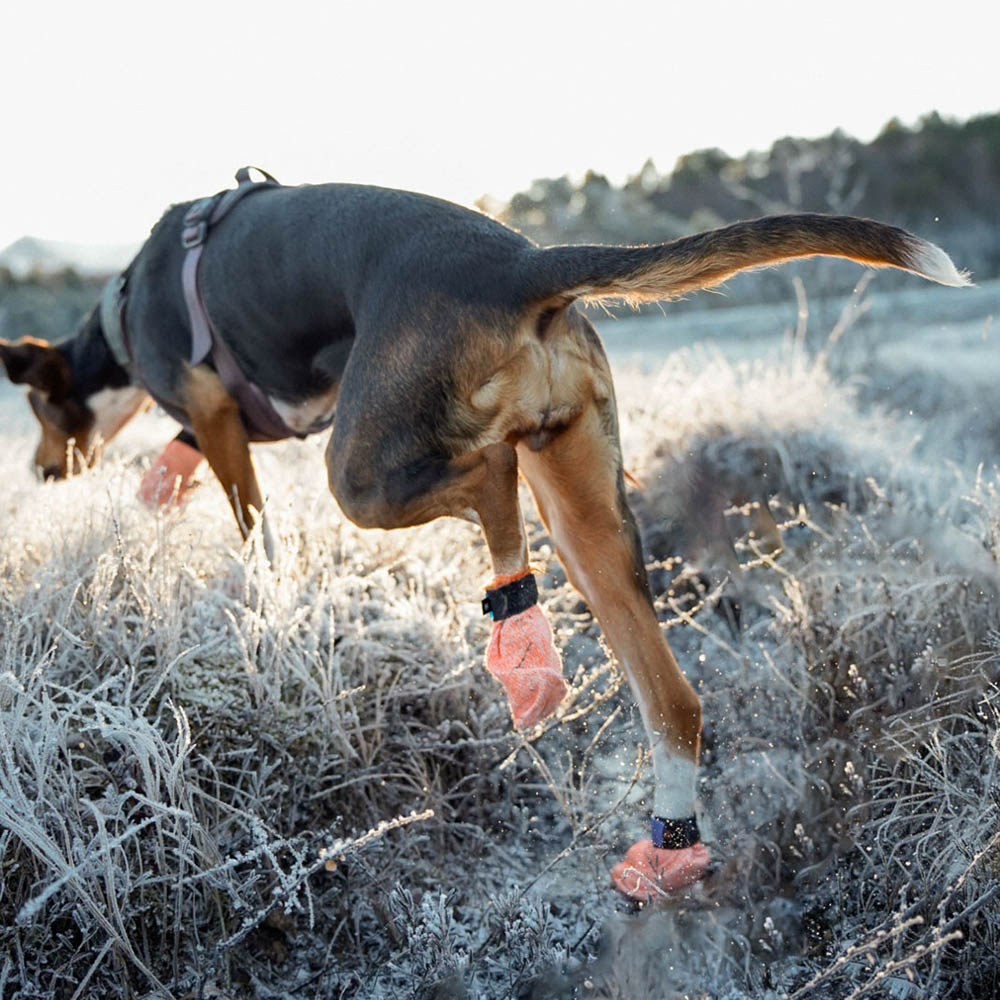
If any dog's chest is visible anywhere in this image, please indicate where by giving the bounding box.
[88,387,149,444]
[269,384,340,435]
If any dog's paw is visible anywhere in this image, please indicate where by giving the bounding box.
[139,439,204,507]
[610,840,709,901]
[485,604,567,730]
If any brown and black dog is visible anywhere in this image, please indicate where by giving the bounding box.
[0,172,968,899]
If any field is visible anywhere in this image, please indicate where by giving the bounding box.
[2,273,1000,999]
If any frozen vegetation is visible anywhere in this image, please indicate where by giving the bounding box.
[2,276,1000,998]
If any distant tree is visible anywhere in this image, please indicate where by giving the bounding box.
[625,158,660,193]
[494,110,1000,285]
[672,147,731,184]
[874,115,909,146]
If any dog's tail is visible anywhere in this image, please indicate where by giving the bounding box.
[525,214,970,307]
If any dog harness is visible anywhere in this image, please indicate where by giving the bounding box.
[101,167,324,443]
[99,275,130,370]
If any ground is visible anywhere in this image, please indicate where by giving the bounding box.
[2,273,999,998]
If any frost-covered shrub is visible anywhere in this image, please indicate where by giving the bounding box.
[3,333,1000,998]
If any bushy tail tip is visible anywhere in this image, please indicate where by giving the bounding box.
[906,238,973,287]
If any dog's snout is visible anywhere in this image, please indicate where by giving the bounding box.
[37,464,63,482]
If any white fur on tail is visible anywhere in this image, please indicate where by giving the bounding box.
[905,237,972,287]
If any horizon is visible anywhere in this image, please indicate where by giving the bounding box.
[1,106,993,256]
[4,0,999,249]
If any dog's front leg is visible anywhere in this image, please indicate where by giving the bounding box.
[181,365,274,559]
[139,431,204,507]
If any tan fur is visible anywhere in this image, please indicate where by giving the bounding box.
[23,386,148,480]
[28,394,82,478]
[181,365,265,538]
[454,308,614,454]
[517,399,702,764]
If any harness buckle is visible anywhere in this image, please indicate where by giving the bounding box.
[181,220,207,249]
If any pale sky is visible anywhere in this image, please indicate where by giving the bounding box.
[2,0,998,249]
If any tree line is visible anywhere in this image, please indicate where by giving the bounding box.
[490,111,1000,303]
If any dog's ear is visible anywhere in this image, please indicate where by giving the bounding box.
[0,337,73,401]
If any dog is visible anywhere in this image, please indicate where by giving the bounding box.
[0,169,968,900]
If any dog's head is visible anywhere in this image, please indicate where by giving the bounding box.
[0,336,147,479]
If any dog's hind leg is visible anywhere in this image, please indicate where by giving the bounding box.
[467,444,568,730]
[517,396,710,900]
[329,438,567,728]
[181,365,274,559]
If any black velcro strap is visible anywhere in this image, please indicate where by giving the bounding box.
[482,573,539,621]
[651,815,700,850]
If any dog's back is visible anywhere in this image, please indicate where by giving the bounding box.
[126,184,542,409]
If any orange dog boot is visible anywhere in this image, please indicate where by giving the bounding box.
[611,817,709,901]
[483,570,567,730]
[139,438,204,507]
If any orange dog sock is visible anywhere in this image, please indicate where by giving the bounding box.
[611,841,709,900]
[139,439,204,507]
[611,816,709,901]
[483,570,567,730]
